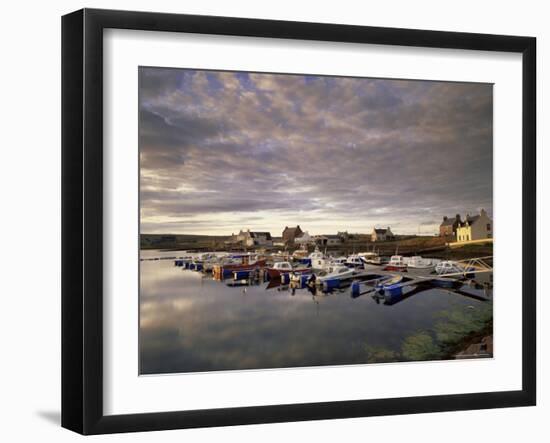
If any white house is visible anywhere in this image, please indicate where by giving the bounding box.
[371,227,395,242]
[227,229,273,247]
[295,231,314,245]
[456,209,492,242]
[314,235,342,247]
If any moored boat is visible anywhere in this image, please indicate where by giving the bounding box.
[308,247,329,269]
[315,265,356,284]
[212,255,267,280]
[375,274,405,295]
[383,255,408,272]
[345,255,365,269]
[407,255,437,270]
[266,261,311,279]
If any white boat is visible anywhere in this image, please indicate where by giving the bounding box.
[384,255,408,271]
[358,252,379,264]
[308,247,329,269]
[329,256,348,266]
[407,256,437,270]
[435,260,465,275]
[345,255,365,268]
[315,265,356,283]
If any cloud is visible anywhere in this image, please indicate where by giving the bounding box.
[139,67,493,235]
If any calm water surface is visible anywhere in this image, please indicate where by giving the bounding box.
[140,250,492,374]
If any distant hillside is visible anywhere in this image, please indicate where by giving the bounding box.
[140,233,229,250]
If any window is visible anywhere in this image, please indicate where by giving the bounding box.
[487,223,491,231]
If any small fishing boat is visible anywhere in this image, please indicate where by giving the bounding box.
[309,247,329,269]
[329,256,348,266]
[212,255,267,280]
[345,255,365,269]
[315,265,356,283]
[358,251,378,261]
[407,256,436,270]
[383,255,408,272]
[375,274,405,296]
[266,261,311,279]
[350,274,390,297]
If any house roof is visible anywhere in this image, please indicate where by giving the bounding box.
[459,215,481,227]
[440,218,456,227]
[374,228,388,234]
[250,231,272,240]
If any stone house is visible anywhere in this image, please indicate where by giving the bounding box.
[371,227,395,242]
[282,225,303,245]
[439,214,462,237]
[456,209,493,242]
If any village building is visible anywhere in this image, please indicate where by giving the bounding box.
[371,227,395,242]
[226,229,273,247]
[439,214,462,237]
[315,235,343,247]
[294,231,314,245]
[456,209,492,243]
[282,225,303,245]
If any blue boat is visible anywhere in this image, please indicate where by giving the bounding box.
[233,270,252,280]
[375,274,404,296]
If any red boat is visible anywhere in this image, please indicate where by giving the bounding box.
[266,261,311,279]
[383,264,408,272]
[383,255,408,272]
[213,256,267,280]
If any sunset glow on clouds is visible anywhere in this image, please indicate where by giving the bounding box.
[139,68,492,236]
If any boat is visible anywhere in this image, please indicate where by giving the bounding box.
[203,255,241,272]
[350,274,390,297]
[212,255,267,280]
[383,255,408,272]
[345,255,366,269]
[315,265,356,283]
[375,274,405,295]
[358,252,379,265]
[407,255,437,270]
[308,247,329,269]
[328,256,348,266]
[266,261,311,279]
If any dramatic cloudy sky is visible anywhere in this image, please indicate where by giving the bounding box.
[139,67,492,236]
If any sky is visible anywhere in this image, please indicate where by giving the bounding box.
[139,67,493,236]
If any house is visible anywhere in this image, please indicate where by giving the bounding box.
[282,225,303,245]
[371,227,395,242]
[247,231,273,247]
[315,235,343,247]
[456,209,492,242]
[226,229,273,247]
[295,231,314,245]
[439,214,462,237]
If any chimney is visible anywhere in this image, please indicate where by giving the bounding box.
[443,216,448,221]
[481,208,487,216]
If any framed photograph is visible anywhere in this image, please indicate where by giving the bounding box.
[62,8,536,435]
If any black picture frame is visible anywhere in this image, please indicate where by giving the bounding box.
[62,8,536,435]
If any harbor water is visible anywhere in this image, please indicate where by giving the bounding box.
[140,250,493,374]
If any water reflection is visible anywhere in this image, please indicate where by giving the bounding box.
[139,250,493,374]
